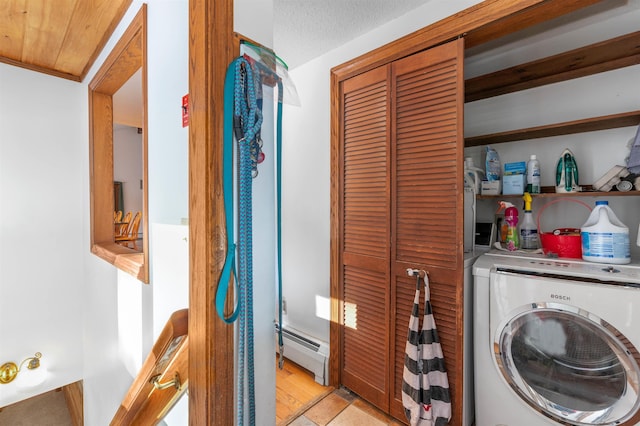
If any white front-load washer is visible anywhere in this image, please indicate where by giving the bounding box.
[473,251,640,426]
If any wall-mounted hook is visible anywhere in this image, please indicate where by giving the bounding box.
[406,268,427,278]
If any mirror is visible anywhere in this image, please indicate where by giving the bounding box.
[88,5,149,283]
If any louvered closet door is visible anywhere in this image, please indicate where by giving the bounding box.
[389,39,465,423]
[339,64,391,410]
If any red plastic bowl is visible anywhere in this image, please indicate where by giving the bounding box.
[539,228,582,259]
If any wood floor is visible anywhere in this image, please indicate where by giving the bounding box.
[277,358,404,426]
[276,358,334,424]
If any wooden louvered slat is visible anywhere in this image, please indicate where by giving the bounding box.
[340,65,391,411]
[343,67,389,261]
[393,48,461,269]
[390,40,464,423]
[342,264,389,410]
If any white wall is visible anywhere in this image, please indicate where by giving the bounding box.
[0,64,85,407]
[278,0,483,344]
[81,1,190,424]
[113,125,143,219]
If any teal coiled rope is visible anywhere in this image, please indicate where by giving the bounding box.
[218,53,284,426]
[237,57,261,426]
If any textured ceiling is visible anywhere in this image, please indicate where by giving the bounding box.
[274,0,430,69]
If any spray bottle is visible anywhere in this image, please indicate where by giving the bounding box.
[498,201,519,251]
[520,192,539,249]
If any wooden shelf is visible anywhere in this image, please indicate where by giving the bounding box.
[465,30,640,102]
[464,30,640,148]
[464,110,640,147]
[476,185,638,199]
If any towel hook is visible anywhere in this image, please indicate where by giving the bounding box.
[406,268,427,279]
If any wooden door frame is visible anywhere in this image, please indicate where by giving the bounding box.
[188,0,235,424]
[185,0,603,424]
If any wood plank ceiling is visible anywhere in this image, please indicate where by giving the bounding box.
[0,0,132,82]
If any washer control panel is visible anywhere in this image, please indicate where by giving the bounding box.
[484,251,640,284]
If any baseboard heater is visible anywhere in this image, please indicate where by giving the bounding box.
[275,324,329,386]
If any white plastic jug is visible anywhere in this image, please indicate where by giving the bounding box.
[581,200,630,264]
[464,157,484,193]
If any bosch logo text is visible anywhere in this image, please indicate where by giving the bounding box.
[550,294,570,301]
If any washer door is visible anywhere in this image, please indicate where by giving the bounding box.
[496,303,640,425]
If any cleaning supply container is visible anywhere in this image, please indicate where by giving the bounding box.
[537,199,591,259]
[485,146,501,182]
[526,155,541,194]
[497,201,518,251]
[464,157,484,193]
[581,200,630,264]
[519,193,539,249]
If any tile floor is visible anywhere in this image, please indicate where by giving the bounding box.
[288,387,405,426]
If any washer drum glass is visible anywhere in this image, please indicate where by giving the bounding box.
[495,304,640,425]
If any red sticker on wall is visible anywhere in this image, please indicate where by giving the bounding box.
[182,94,189,127]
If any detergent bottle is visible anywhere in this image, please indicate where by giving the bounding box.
[498,201,519,251]
[526,155,541,194]
[464,157,484,193]
[485,146,501,181]
[581,200,630,264]
[519,193,539,249]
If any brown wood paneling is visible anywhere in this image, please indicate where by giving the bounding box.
[20,0,76,69]
[389,39,464,423]
[339,65,391,410]
[337,39,465,424]
[343,77,389,259]
[0,0,28,61]
[57,0,133,79]
[188,0,235,424]
[341,264,390,410]
[0,0,131,81]
[391,43,462,269]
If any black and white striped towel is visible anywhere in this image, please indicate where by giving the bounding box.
[401,273,451,426]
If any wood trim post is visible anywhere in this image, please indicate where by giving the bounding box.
[188,0,234,424]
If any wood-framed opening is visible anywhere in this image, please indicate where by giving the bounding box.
[88,5,149,283]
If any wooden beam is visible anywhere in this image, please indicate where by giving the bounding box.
[188,0,235,424]
[331,0,601,83]
[464,110,640,147]
[466,30,640,102]
[463,0,602,48]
